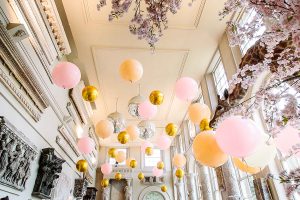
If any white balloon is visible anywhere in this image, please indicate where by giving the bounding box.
[244,134,276,168]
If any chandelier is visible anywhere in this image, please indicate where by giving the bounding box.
[97,0,186,47]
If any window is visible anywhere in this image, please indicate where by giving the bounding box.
[109,148,127,166]
[213,58,228,98]
[144,148,162,167]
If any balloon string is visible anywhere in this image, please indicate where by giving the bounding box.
[116,97,119,112]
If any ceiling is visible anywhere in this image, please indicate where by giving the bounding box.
[59,0,229,146]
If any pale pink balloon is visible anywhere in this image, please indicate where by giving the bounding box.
[156,135,172,150]
[152,166,163,177]
[101,163,112,175]
[141,141,153,152]
[138,101,158,120]
[77,136,95,154]
[175,77,198,101]
[274,126,300,155]
[216,116,262,157]
[52,62,81,89]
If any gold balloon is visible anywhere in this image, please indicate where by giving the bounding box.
[108,148,117,158]
[199,118,212,131]
[165,123,178,136]
[175,168,184,179]
[82,86,99,102]
[157,161,164,170]
[115,172,122,181]
[76,159,88,173]
[138,172,144,180]
[161,185,167,192]
[130,159,137,168]
[145,147,153,156]
[118,131,129,144]
[149,90,164,105]
[101,179,109,188]
[126,158,134,167]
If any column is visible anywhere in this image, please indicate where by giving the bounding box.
[186,173,197,200]
[253,177,272,200]
[218,159,242,199]
[175,179,186,200]
[124,179,133,200]
[197,164,214,200]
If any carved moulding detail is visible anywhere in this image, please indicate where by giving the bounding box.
[32,148,65,199]
[0,116,38,191]
[0,22,50,120]
[74,178,88,198]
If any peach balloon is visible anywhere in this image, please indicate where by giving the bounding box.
[52,62,81,89]
[172,154,187,168]
[216,116,262,157]
[115,151,126,163]
[233,158,260,174]
[193,130,228,167]
[175,77,198,101]
[188,103,211,124]
[126,125,139,141]
[156,135,171,150]
[77,137,95,154]
[119,59,143,83]
[152,167,163,177]
[96,120,114,139]
[101,163,112,175]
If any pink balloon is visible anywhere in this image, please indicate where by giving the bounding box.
[274,126,300,155]
[141,141,153,153]
[77,137,95,154]
[156,135,172,150]
[152,166,163,177]
[101,163,112,175]
[216,116,262,157]
[138,101,158,120]
[52,62,81,89]
[175,77,198,101]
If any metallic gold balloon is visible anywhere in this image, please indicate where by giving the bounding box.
[157,161,164,170]
[108,148,117,158]
[200,118,212,131]
[165,123,178,136]
[145,147,153,156]
[149,90,164,105]
[129,159,137,168]
[118,131,129,144]
[161,185,167,192]
[115,172,122,181]
[101,178,109,188]
[138,172,144,180]
[175,168,184,179]
[82,86,99,102]
[76,159,88,173]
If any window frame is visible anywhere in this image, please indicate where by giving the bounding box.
[141,147,165,172]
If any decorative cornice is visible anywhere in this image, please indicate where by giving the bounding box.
[0,22,50,112]
[35,0,71,55]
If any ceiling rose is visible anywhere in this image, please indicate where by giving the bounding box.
[138,120,156,139]
[107,111,126,133]
[128,95,145,118]
[97,0,190,47]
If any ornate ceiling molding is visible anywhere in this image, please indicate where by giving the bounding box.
[0,22,50,120]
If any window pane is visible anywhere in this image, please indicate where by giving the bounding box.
[145,149,162,167]
[213,59,228,98]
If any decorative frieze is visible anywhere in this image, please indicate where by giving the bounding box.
[74,178,88,199]
[32,148,65,199]
[83,187,98,200]
[0,116,38,191]
[140,176,164,185]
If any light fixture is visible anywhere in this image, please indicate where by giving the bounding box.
[107,111,126,134]
[128,95,145,118]
[138,120,155,139]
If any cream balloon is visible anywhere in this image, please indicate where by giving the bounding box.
[96,120,114,139]
[244,134,277,168]
[119,59,143,83]
[115,151,126,163]
[188,103,211,124]
[126,125,139,141]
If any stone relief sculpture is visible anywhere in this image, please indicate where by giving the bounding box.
[0,117,37,191]
[32,148,65,199]
[102,186,110,200]
[51,172,74,200]
[83,187,98,200]
[124,179,132,200]
[74,178,89,198]
[141,176,164,185]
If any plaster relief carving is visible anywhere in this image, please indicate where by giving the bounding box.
[83,187,98,200]
[74,178,88,199]
[0,116,37,191]
[6,23,29,42]
[32,148,65,199]
[141,176,164,185]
